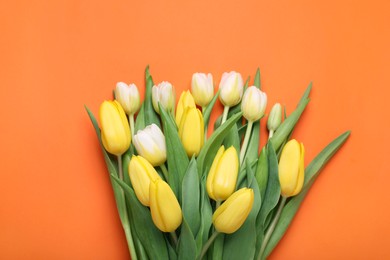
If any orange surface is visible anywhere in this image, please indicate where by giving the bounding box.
[1,0,389,259]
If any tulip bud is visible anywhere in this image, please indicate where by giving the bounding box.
[191,73,214,107]
[149,179,182,232]
[219,71,244,107]
[267,103,282,132]
[178,107,204,157]
[133,124,167,166]
[206,146,239,201]
[99,100,131,156]
[175,90,196,126]
[152,81,175,114]
[114,82,141,115]
[129,155,161,206]
[241,86,267,122]
[278,139,305,197]
[213,188,254,234]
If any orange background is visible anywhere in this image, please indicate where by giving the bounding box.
[1,0,389,259]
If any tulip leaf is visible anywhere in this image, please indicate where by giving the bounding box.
[263,131,351,258]
[165,237,178,260]
[135,66,161,132]
[270,83,311,152]
[198,112,243,176]
[254,68,261,89]
[223,122,240,154]
[256,143,281,232]
[178,218,197,260]
[255,147,268,200]
[160,105,189,199]
[182,158,201,237]
[110,174,169,260]
[203,89,220,128]
[200,176,213,246]
[243,119,261,165]
[223,161,261,260]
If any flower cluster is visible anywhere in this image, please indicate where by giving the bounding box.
[86,66,350,260]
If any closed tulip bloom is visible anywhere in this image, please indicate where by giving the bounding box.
[152,81,175,114]
[206,146,239,201]
[191,73,214,107]
[241,86,267,122]
[175,90,196,126]
[129,155,161,206]
[213,188,254,234]
[133,124,167,166]
[99,100,131,156]
[149,179,182,232]
[278,139,305,197]
[267,103,282,132]
[178,107,204,157]
[115,82,141,115]
[219,71,244,107]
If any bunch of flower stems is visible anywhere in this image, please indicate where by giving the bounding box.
[86,66,350,260]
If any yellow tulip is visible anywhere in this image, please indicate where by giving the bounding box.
[213,188,254,234]
[175,90,196,126]
[278,139,305,197]
[149,179,182,232]
[133,124,167,166]
[241,86,267,122]
[191,73,214,107]
[206,146,239,201]
[99,100,131,156]
[128,155,161,206]
[178,107,204,157]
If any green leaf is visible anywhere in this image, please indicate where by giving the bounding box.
[160,105,189,199]
[223,161,261,260]
[200,176,213,246]
[203,89,220,127]
[243,120,260,165]
[182,158,201,237]
[178,219,197,260]
[198,112,243,176]
[111,174,169,260]
[263,131,351,257]
[256,143,281,231]
[255,147,268,200]
[254,68,261,89]
[223,122,240,153]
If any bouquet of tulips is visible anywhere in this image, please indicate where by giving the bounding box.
[86,66,349,260]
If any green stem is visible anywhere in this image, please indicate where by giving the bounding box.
[160,163,169,181]
[199,231,220,260]
[202,106,208,142]
[268,129,274,140]
[216,200,222,209]
[170,231,178,247]
[258,196,287,260]
[240,120,254,165]
[221,105,230,125]
[129,114,135,138]
[117,155,138,260]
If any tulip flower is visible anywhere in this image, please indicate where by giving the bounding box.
[99,100,131,156]
[191,73,214,107]
[278,139,305,197]
[219,71,244,107]
[149,179,182,232]
[212,188,254,234]
[206,146,239,201]
[133,124,167,166]
[114,82,141,116]
[175,90,196,126]
[241,86,267,122]
[178,107,204,157]
[152,81,175,114]
[128,155,161,206]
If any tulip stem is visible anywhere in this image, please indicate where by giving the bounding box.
[268,129,274,140]
[199,231,220,260]
[240,120,254,165]
[221,106,229,125]
[160,163,169,181]
[202,106,208,142]
[129,114,135,138]
[258,196,287,260]
[169,231,178,247]
[117,155,124,180]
